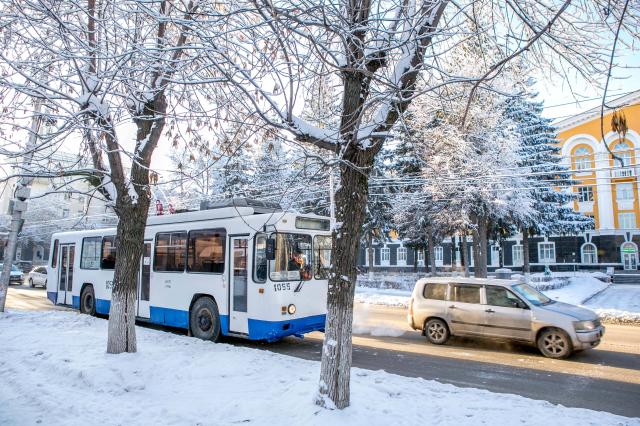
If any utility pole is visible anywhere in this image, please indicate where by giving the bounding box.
[0,99,43,312]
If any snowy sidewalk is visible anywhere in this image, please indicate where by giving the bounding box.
[585,285,640,325]
[1,310,638,425]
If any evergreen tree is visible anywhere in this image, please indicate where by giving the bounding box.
[505,92,594,273]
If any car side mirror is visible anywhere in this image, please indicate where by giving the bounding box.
[266,238,276,261]
[513,300,528,309]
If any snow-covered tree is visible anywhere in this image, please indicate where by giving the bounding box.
[0,1,230,353]
[193,0,635,408]
[504,92,594,273]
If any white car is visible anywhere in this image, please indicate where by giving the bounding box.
[28,266,48,288]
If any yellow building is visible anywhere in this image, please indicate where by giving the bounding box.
[556,90,640,270]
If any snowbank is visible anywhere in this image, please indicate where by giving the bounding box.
[585,285,640,325]
[354,287,411,308]
[1,310,636,426]
[544,276,609,305]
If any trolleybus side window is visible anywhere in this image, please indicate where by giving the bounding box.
[81,236,101,270]
[101,236,117,269]
[254,234,267,283]
[187,229,226,273]
[154,232,187,272]
[314,235,332,279]
[51,239,59,268]
[269,233,312,281]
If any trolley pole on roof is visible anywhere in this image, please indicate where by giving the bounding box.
[0,99,43,312]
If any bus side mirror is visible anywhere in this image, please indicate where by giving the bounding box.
[266,238,276,261]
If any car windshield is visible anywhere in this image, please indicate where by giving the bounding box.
[512,283,553,306]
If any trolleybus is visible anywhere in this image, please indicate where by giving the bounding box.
[46,199,332,341]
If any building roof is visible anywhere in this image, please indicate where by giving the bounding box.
[555,89,640,133]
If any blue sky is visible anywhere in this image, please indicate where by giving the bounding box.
[535,47,640,122]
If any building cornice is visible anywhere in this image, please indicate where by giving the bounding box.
[555,89,640,133]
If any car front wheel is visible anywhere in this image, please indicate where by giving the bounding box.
[29,278,34,288]
[537,328,573,359]
[425,318,450,345]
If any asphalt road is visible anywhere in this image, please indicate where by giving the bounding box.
[5,283,640,418]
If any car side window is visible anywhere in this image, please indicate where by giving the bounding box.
[486,286,526,309]
[451,284,481,304]
[423,283,447,300]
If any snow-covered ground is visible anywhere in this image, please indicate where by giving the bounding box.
[1,310,638,426]
[585,285,640,325]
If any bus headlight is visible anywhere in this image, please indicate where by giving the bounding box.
[287,304,296,315]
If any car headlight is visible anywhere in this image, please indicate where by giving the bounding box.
[573,320,597,331]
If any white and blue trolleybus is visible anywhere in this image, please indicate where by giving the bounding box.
[46,199,331,341]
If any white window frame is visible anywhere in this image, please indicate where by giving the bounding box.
[573,147,591,171]
[538,242,556,263]
[581,243,597,264]
[397,247,407,265]
[380,247,390,265]
[577,186,594,202]
[366,248,375,266]
[434,246,444,266]
[490,245,500,267]
[512,244,523,266]
[618,212,636,229]
[617,183,634,201]
[417,249,424,266]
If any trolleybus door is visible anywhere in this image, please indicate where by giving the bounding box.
[229,237,249,334]
[56,244,75,305]
[137,241,151,318]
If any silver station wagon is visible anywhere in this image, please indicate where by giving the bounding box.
[408,277,605,359]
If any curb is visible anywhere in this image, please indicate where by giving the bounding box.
[580,282,611,305]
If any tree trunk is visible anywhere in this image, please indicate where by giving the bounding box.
[316,147,374,409]
[461,233,469,277]
[412,246,418,273]
[522,228,530,279]
[367,232,374,279]
[427,231,436,276]
[106,203,147,353]
[476,215,488,278]
[105,96,166,354]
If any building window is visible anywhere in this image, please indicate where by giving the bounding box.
[397,247,407,264]
[538,242,556,263]
[577,186,594,202]
[581,243,597,264]
[616,183,634,201]
[15,246,21,261]
[62,208,70,218]
[435,246,443,264]
[613,142,632,166]
[187,229,226,273]
[381,247,390,264]
[618,212,636,229]
[154,232,187,272]
[512,245,523,266]
[417,250,424,264]
[573,147,592,171]
[366,248,375,266]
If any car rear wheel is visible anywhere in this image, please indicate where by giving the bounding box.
[80,286,96,316]
[190,297,221,342]
[537,328,573,359]
[425,318,450,345]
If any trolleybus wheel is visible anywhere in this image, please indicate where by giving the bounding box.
[190,297,221,342]
[80,285,96,316]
